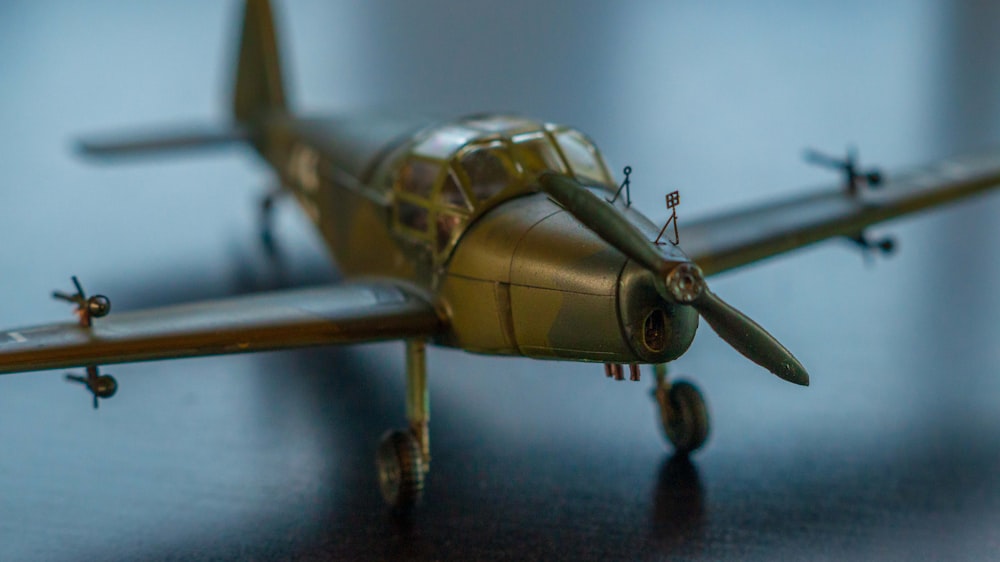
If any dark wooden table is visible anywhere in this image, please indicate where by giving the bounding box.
[2,2,1000,560]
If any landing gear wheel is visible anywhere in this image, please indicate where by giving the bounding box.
[656,379,709,455]
[376,429,425,510]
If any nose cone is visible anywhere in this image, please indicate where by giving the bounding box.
[618,261,699,363]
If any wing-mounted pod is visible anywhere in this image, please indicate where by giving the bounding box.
[804,146,883,195]
[65,365,117,409]
[53,276,116,408]
[848,231,897,259]
[805,147,897,261]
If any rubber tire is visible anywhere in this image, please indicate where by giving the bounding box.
[376,429,425,510]
[659,380,709,455]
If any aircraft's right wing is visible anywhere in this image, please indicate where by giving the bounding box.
[679,149,1000,276]
[0,281,443,375]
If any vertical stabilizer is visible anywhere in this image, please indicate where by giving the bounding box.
[234,0,287,124]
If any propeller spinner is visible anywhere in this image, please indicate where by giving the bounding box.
[538,172,809,386]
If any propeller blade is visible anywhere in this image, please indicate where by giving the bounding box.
[664,263,809,385]
[540,172,810,386]
[694,289,809,385]
[538,172,684,274]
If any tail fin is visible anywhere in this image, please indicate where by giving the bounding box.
[233,0,288,124]
[77,0,287,159]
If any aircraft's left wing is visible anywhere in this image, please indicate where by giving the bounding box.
[679,149,1000,276]
[0,282,442,375]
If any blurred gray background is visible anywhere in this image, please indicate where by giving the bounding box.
[1,1,1000,560]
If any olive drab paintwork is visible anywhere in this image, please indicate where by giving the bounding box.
[442,193,698,362]
[254,110,696,365]
[271,113,436,281]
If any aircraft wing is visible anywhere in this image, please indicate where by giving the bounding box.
[680,150,1000,276]
[0,282,442,375]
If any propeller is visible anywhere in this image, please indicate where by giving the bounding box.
[66,365,118,409]
[53,277,118,407]
[52,276,111,328]
[539,172,809,386]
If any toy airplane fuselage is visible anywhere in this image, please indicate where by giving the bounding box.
[7,0,1000,509]
[267,112,696,366]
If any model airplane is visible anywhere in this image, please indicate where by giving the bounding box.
[4,0,1000,510]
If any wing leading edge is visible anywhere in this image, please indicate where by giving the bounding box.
[680,149,1000,276]
[0,282,443,375]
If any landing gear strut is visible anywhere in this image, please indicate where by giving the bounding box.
[258,185,286,257]
[376,338,430,510]
[653,364,709,455]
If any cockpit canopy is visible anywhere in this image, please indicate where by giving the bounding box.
[392,114,612,255]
